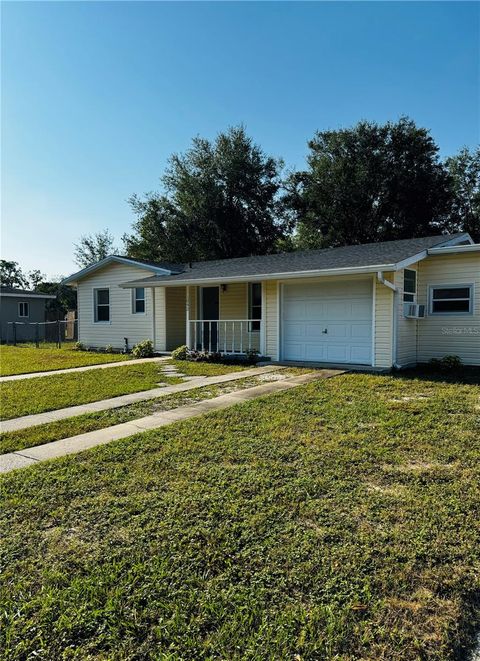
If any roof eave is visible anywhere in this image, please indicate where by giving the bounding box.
[428,244,480,255]
[119,263,397,288]
[62,255,174,286]
[0,292,57,299]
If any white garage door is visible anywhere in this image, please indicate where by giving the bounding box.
[282,280,373,364]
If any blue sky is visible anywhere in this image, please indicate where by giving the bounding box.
[2,1,478,278]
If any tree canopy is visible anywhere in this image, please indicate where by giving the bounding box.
[444,146,480,242]
[74,230,117,268]
[123,126,287,263]
[289,118,455,249]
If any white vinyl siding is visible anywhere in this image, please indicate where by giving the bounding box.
[374,276,394,368]
[77,262,155,350]
[417,253,480,366]
[395,267,418,367]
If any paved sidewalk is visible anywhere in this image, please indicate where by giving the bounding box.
[0,366,283,433]
[0,370,342,473]
[0,356,171,382]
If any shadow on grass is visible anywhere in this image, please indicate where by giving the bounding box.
[391,365,480,386]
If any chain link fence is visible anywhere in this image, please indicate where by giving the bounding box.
[6,320,78,347]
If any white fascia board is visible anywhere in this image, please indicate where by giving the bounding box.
[427,244,480,255]
[435,232,474,246]
[0,292,57,299]
[62,256,173,285]
[119,263,397,288]
[391,236,474,270]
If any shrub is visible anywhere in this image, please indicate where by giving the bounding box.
[132,339,154,359]
[429,355,463,372]
[73,341,86,352]
[171,345,188,361]
[104,345,114,354]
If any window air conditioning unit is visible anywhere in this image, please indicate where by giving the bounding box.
[404,303,425,319]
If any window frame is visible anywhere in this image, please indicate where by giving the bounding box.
[132,287,146,314]
[18,301,29,318]
[403,269,417,303]
[248,282,262,333]
[93,288,111,323]
[428,284,474,316]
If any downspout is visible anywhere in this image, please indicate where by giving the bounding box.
[376,272,401,369]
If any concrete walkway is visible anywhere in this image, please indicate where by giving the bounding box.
[0,370,342,473]
[0,355,171,382]
[0,366,283,433]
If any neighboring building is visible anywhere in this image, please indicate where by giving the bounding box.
[63,233,480,368]
[0,287,57,343]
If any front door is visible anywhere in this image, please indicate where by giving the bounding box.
[201,287,219,352]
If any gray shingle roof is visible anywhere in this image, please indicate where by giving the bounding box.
[124,233,467,285]
[0,286,56,298]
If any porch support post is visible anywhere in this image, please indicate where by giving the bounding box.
[150,287,156,350]
[186,286,191,349]
[260,281,266,357]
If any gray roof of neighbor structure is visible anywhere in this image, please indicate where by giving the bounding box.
[119,233,471,287]
[0,286,56,299]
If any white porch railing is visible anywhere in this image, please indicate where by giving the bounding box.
[188,320,262,354]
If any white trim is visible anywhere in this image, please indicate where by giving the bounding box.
[392,288,399,368]
[428,283,474,316]
[371,275,376,367]
[276,282,281,361]
[428,244,480,255]
[119,263,398,289]
[93,287,111,324]
[18,301,30,318]
[151,287,156,349]
[0,292,56,299]
[62,255,175,285]
[260,281,266,356]
[132,286,146,315]
[403,268,417,303]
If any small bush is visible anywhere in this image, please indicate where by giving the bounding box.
[73,341,86,352]
[171,345,188,361]
[429,355,463,372]
[104,345,114,354]
[132,339,154,359]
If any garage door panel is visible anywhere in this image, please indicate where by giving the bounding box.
[282,280,372,365]
[305,344,326,361]
[351,346,372,362]
[327,324,348,338]
[284,322,306,339]
[326,344,349,362]
[284,342,305,360]
[351,323,371,339]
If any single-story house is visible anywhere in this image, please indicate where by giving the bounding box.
[0,287,57,343]
[63,233,480,368]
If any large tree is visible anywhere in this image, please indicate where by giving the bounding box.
[0,260,28,288]
[74,229,117,268]
[289,118,454,249]
[123,126,286,262]
[444,146,480,242]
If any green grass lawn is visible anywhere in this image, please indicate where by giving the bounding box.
[0,343,130,376]
[0,360,250,420]
[0,375,264,454]
[1,372,479,659]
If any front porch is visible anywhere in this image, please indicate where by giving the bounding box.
[185,282,264,355]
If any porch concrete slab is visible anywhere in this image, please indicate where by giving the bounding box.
[0,368,342,473]
[0,366,283,433]
[0,356,171,382]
